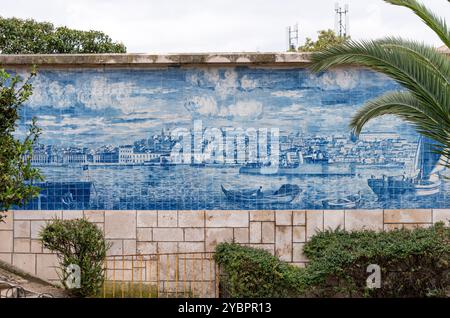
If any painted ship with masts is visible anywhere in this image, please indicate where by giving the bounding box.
[239,150,356,177]
[368,137,446,198]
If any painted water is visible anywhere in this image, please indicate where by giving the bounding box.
[25,164,448,210]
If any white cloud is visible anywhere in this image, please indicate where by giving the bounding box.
[26,74,154,113]
[280,103,308,114]
[184,95,219,116]
[240,75,258,90]
[190,69,240,100]
[308,69,359,90]
[184,93,263,120]
[224,100,263,118]
[271,90,304,98]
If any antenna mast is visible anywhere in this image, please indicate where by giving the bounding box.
[335,3,349,37]
[286,23,299,51]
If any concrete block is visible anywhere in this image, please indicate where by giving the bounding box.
[137,211,157,228]
[30,220,47,239]
[105,211,136,239]
[233,228,249,243]
[178,210,205,227]
[249,222,262,243]
[433,209,450,225]
[249,210,274,222]
[158,211,178,227]
[205,228,233,252]
[0,211,13,230]
[153,228,183,242]
[293,226,306,243]
[14,238,30,253]
[14,210,62,220]
[0,231,13,253]
[292,211,306,225]
[62,210,83,220]
[184,228,204,242]
[306,210,324,239]
[293,243,307,262]
[275,226,292,262]
[36,254,59,281]
[275,211,292,226]
[205,211,249,228]
[123,240,136,255]
[137,242,157,255]
[137,228,152,242]
[324,210,344,230]
[14,220,30,238]
[384,209,432,223]
[261,222,275,244]
[345,210,383,231]
[83,210,105,223]
[13,253,36,275]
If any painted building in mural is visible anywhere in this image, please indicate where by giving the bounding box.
[15,66,449,210]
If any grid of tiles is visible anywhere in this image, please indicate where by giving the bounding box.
[13,66,449,210]
[1,209,449,284]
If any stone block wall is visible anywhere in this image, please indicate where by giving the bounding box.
[1,209,449,283]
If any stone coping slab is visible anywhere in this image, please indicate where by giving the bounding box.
[0,52,312,67]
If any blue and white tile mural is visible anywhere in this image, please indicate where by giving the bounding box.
[15,67,449,210]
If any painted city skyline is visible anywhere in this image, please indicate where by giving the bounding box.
[16,67,449,210]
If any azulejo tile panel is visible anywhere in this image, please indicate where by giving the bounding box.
[13,66,449,210]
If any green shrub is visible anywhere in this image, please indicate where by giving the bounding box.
[214,243,307,297]
[215,223,450,298]
[303,222,450,298]
[40,218,110,297]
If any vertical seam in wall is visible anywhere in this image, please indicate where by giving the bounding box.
[248,211,251,244]
[290,211,293,263]
[344,210,347,231]
[322,210,324,231]
[12,215,15,256]
[203,210,206,253]
[382,209,385,231]
[305,211,308,243]
[135,210,138,250]
[273,213,276,248]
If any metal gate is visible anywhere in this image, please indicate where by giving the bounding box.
[102,252,220,298]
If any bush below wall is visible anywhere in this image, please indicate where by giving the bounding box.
[214,243,307,298]
[215,223,450,298]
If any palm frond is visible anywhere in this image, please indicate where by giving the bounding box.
[377,37,450,82]
[309,40,450,116]
[384,0,450,48]
[350,91,450,158]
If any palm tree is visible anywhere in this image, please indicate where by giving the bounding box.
[309,0,450,168]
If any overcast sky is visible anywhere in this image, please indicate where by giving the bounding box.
[0,0,448,53]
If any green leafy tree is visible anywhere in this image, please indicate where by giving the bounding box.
[40,219,110,297]
[0,69,42,221]
[298,29,350,52]
[0,17,126,54]
[309,0,450,168]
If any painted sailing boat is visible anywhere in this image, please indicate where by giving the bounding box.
[368,137,445,198]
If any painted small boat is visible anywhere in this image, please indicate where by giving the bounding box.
[221,184,301,204]
[322,192,361,209]
[21,181,92,210]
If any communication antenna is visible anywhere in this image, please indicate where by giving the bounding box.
[286,23,299,51]
[335,3,349,37]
